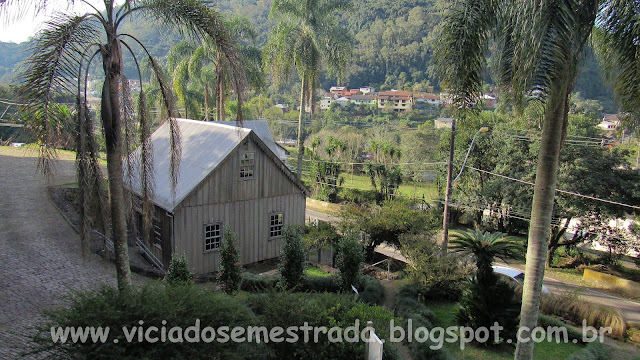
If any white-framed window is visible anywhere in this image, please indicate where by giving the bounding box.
[153,216,162,246]
[269,213,284,239]
[204,223,222,251]
[240,152,255,179]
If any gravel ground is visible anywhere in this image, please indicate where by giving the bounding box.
[0,147,142,358]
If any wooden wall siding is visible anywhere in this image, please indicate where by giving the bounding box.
[173,193,306,274]
[181,138,301,208]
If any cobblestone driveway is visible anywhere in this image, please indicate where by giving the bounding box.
[0,147,132,358]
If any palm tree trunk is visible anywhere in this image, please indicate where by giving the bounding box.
[101,37,132,291]
[217,68,226,122]
[514,85,569,360]
[296,74,306,180]
[204,83,210,121]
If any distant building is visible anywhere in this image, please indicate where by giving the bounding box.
[481,94,497,109]
[350,94,376,106]
[377,91,413,112]
[597,114,620,131]
[360,86,375,94]
[414,93,441,106]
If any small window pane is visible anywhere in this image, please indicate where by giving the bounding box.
[240,152,255,179]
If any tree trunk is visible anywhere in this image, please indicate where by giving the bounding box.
[442,118,456,251]
[514,85,569,360]
[217,67,226,122]
[101,36,132,291]
[296,74,306,181]
[204,83,210,121]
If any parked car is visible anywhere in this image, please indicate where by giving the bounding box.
[492,265,550,294]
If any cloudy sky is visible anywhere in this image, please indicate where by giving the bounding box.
[0,1,116,43]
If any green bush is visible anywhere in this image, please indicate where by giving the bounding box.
[299,275,341,292]
[359,277,384,305]
[567,342,610,360]
[31,282,263,359]
[336,232,365,290]
[278,225,306,289]
[340,188,382,205]
[538,314,584,343]
[165,254,194,285]
[218,227,242,294]
[455,278,520,344]
[245,292,399,360]
[400,233,469,302]
[240,273,278,292]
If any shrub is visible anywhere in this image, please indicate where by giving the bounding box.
[538,314,584,343]
[336,232,365,290]
[245,292,399,360]
[31,282,263,359]
[400,233,470,302]
[278,225,306,289]
[339,188,382,205]
[165,254,194,285]
[359,277,384,305]
[455,278,520,344]
[540,293,627,337]
[567,342,610,360]
[218,227,242,294]
[240,273,278,292]
[299,275,341,292]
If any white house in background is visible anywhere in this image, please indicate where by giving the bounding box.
[320,94,335,110]
[350,94,376,105]
[124,119,306,275]
[360,86,375,94]
[434,117,454,129]
[597,114,621,131]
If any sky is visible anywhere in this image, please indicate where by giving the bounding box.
[0,1,115,43]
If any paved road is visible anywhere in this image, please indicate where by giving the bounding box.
[0,147,124,359]
[497,262,640,324]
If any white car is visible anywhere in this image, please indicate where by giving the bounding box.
[492,265,550,294]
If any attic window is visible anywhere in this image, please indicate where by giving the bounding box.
[240,152,255,179]
[204,223,222,252]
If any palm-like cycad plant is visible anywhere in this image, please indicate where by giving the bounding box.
[2,0,245,290]
[449,229,522,284]
[435,0,640,358]
[265,0,353,180]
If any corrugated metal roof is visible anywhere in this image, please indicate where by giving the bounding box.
[213,120,287,162]
[124,118,251,211]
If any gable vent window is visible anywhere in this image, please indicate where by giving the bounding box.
[204,223,222,251]
[240,152,255,179]
[269,213,284,239]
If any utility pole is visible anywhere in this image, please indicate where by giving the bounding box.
[442,118,456,252]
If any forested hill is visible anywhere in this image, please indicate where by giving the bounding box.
[0,0,615,111]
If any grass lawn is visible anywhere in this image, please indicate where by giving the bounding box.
[426,301,584,360]
[304,266,331,277]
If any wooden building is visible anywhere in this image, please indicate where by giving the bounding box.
[125,119,307,274]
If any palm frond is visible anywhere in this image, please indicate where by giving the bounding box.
[18,12,99,177]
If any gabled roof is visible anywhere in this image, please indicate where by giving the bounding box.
[213,120,287,162]
[124,119,303,212]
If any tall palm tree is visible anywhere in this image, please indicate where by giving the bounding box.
[2,0,245,291]
[265,0,353,180]
[435,1,640,359]
[167,16,263,121]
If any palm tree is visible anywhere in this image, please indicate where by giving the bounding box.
[435,1,640,358]
[265,0,353,180]
[2,0,245,291]
[449,229,522,285]
[167,16,263,121]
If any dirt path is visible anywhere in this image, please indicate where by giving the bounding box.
[380,280,413,360]
[0,147,136,359]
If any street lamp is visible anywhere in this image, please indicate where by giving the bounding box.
[442,126,490,252]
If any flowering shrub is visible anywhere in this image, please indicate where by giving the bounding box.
[218,227,242,294]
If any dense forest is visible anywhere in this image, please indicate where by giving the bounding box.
[0,0,616,111]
